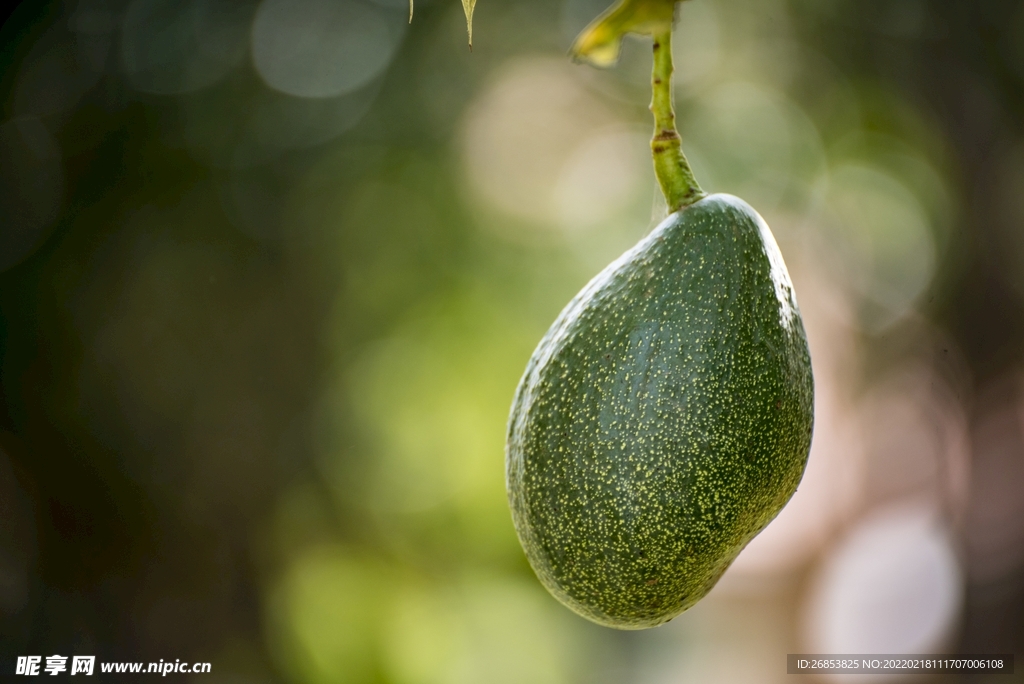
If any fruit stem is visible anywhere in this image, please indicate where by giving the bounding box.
[650,28,704,211]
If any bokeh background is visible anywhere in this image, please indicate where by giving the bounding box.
[1,0,1023,681]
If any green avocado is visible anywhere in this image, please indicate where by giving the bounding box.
[505,193,813,629]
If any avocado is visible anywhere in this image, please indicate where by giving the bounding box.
[505,193,813,629]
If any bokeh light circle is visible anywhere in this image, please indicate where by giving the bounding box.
[683,81,823,212]
[121,0,254,95]
[801,502,962,655]
[251,0,403,99]
[553,127,648,233]
[462,57,646,239]
[823,164,936,330]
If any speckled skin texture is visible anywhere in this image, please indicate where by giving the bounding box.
[506,194,813,629]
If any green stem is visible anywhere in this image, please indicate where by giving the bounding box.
[650,28,704,211]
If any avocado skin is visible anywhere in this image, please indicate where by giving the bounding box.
[506,194,813,629]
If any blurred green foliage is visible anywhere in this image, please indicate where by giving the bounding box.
[3,0,1024,681]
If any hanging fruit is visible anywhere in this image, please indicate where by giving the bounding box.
[505,0,814,629]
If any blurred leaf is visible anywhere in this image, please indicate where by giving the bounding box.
[463,0,476,48]
[270,546,394,684]
[570,0,679,67]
